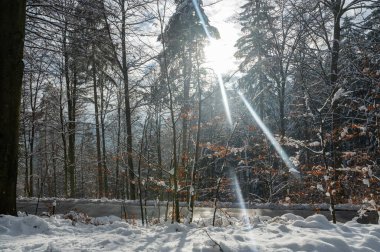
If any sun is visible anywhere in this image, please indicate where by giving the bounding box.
[204,39,233,74]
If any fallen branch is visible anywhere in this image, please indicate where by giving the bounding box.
[204,229,224,252]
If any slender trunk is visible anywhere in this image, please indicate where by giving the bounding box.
[145,120,152,224]
[212,124,238,226]
[100,80,108,196]
[279,77,286,138]
[155,107,163,200]
[44,108,50,197]
[115,90,122,198]
[93,46,104,198]
[63,19,76,197]
[181,49,192,168]
[329,5,342,225]
[157,0,179,222]
[28,74,36,196]
[330,11,342,171]
[212,175,224,226]
[52,142,57,197]
[79,127,85,198]
[189,90,201,221]
[28,125,34,196]
[21,90,29,196]
[121,2,135,200]
[138,118,149,225]
[68,65,77,197]
[189,45,202,223]
[59,73,68,197]
[171,91,180,223]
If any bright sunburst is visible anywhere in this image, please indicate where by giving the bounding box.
[204,39,233,74]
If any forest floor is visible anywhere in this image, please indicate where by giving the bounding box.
[1,209,380,251]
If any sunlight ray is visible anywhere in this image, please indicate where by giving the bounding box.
[217,73,233,126]
[237,91,300,176]
[192,0,233,127]
[230,171,258,252]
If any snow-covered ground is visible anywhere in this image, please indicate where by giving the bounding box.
[1,212,380,251]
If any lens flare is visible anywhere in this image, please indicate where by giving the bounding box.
[230,171,251,227]
[191,4,297,252]
[230,171,258,252]
[217,74,233,126]
[191,0,233,127]
[237,91,300,176]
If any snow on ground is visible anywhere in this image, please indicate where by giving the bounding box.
[1,213,380,252]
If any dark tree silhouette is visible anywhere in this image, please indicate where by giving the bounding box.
[0,0,27,215]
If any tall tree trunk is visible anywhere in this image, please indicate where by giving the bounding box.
[68,64,77,197]
[121,1,135,200]
[44,108,51,197]
[329,2,342,225]
[181,49,192,169]
[59,73,69,197]
[157,0,179,222]
[115,89,122,198]
[145,119,153,224]
[155,107,163,200]
[21,93,29,196]
[0,0,26,215]
[189,46,202,223]
[79,127,85,198]
[138,117,149,225]
[100,79,108,196]
[52,141,57,197]
[28,125,34,197]
[63,19,76,198]
[279,77,286,138]
[92,47,104,198]
[28,73,37,197]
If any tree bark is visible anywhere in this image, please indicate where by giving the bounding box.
[181,49,192,168]
[115,90,122,198]
[92,46,104,198]
[138,117,149,225]
[100,79,108,196]
[63,19,76,198]
[121,1,135,200]
[157,0,179,222]
[329,1,342,225]
[155,107,163,200]
[59,72,69,197]
[189,46,202,223]
[28,76,35,196]
[67,64,77,198]
[0,0,26,215]
[21,93,29,196]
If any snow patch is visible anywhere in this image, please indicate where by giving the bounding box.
[1,213,380,251]
[332,88,351,104]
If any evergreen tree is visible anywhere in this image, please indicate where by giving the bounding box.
[73,0,114,197]
[235,0,302,137]
[364,2,380,46]
[159,0,218,222]
[235,0,275,119]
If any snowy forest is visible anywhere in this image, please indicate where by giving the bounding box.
[2,0,380,218]
[1,0,380,251]
[15,0,380,218]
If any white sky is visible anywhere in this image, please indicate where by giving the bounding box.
[203,0,244,74]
